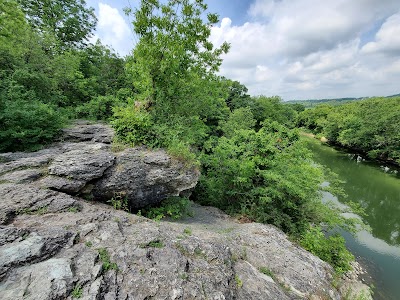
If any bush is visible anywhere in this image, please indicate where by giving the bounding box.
[300,225,354,274]
[139,196,191,221]
[0,99,65,152]
[111,105,155,146]
[196,122,325,235]
[219,107,256,138]
[75,95,122,121]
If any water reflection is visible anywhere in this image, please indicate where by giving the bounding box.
[306,139,400,246]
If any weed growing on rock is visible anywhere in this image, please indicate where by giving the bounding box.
[68,207,79,213]
[107,193,129,212]
[175,242,189,256]
[193,247,208,260]
[71,284,83,298]
[235,275,243,288]
[259,267,275,279]
[183,227,192,236]
[98,248,119,272]
[140,239,164,248]
[18,206,48,215]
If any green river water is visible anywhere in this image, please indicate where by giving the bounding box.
[304,138,400,300]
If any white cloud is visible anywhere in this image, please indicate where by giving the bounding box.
[210,1,400,99]
[95,3,132,56]
[362,12,400,55]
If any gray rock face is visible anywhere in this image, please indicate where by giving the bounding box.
[0,184,79,225]
[0,199,371,300]
[61,120,114,143]
[0,122,371,299]
[93,148,200,208]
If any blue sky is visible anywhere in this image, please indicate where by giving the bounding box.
[86,0,400,100]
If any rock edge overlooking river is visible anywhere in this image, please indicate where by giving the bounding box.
[0,121,372,299]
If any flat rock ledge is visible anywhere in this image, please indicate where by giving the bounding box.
[0,122,372,300]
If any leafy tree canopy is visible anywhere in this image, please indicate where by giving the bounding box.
[126,0,230,116]
[16,0,97,49]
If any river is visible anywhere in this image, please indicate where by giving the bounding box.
[304,137,400,300]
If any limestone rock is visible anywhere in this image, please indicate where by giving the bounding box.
[61,120,114,143]
[0,184,80,225]
[0,196,372,300]
[37,176,86,193]
[48,147,115,182]
[0,258,74,300]
[0,169,44,184]
[0,122,199,209]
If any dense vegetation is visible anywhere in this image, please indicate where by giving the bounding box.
[298,97,400,164]
[0,0,129,151]
[1,0,366,274]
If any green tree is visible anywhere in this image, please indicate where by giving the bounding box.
[220,107,256,138]
[298,97,400,163]
[252,96,297,128]
[222,79,252,111]
[17,0,97,49]
[126,0,230,117]
[0,0,28,42]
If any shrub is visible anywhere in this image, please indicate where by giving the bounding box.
[111,105,155,146]
[196,122,324,235]
[0,99,65,152]
[219,107,256,138]
[75,95,121,121]
[300,225,354,274]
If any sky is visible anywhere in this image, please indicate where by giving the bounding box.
[86,0,400,100]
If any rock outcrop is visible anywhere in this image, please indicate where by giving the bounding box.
[0,121,199,211]
[0,121,372,299]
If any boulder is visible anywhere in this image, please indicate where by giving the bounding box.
[92,148,200,209]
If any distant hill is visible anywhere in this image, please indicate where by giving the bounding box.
[284,97,363,108]
[387,93,400,98]
[285,94,399,108]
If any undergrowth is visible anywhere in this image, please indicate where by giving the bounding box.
[138,196,192,221]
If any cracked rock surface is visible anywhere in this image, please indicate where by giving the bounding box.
[0,121,371,299]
